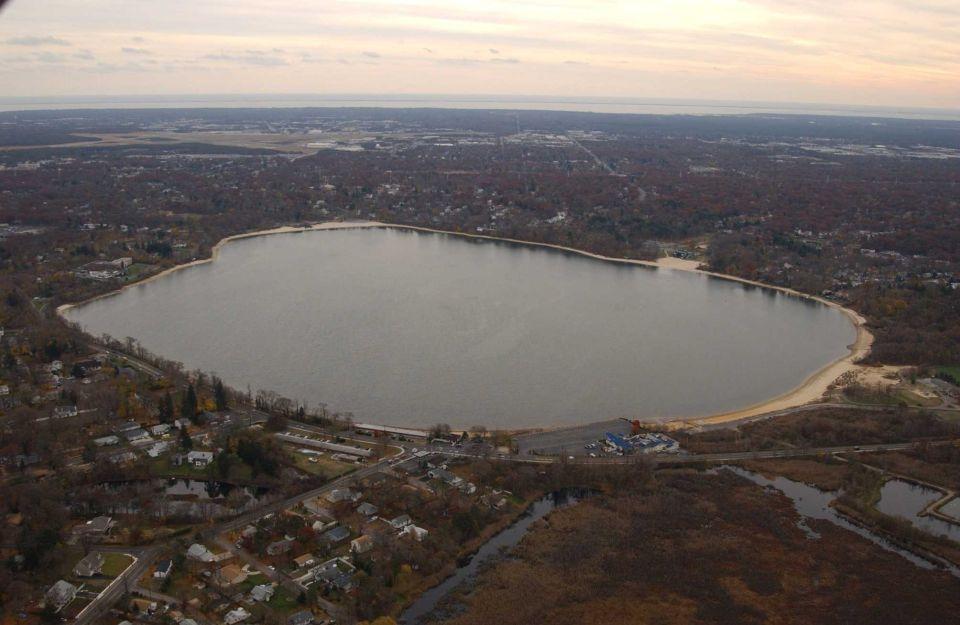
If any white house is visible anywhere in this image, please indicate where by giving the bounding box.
[186,450,214,467]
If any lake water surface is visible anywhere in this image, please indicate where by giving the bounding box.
[64,227,856,428]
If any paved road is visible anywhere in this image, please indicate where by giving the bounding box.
[432,441,936,466]
[73,546,158,625]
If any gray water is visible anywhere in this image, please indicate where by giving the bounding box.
[64,227,856,428]
[2,95,958,120]
[876,479,960,543]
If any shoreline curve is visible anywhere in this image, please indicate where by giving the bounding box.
[57,219,873,431]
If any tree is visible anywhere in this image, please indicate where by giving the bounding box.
[265,413,287,432]
[181,384,198,422]
[82,440,97,463]
[213,377,228,411]
[429,423,452,440]
[179,427,193,450]
[158,392,174,423]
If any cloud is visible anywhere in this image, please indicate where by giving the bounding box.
[362,51,381,58]
[6,36,70,47]
[73,50,95,60]
[35,51,67,63]
[435,56,521,66]
[121,47,153,55]
[203,53,288,66]
[489,48,500,54]
[131,36,145,43]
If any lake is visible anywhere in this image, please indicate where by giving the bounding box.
[63,227,856,428]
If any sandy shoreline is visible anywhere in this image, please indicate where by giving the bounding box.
[57,219,873,431]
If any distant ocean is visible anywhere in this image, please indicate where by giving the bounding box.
[0,94,957,120]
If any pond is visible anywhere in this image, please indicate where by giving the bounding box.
[722,466,960,577]
[63,226,856,428]
[401,489,589,624]
[876,479,960,543]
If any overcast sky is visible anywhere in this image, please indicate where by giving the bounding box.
[0,0,957,107]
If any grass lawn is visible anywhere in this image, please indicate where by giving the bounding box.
[101,552,134,577]
[936,366,960,383]
[267,585,303,612]
[291,451,356,479]
[150,456,211,479]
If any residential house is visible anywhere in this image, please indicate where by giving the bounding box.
[215,564,247,587]
[123,427,151,444]
[114,420,142,434]
[53,405,78,419]
[324,488,361,504]
[186,450,214,467]
[154,559,173,579]
[350,535,374,554]
[428,468,463,488]
[74,515,115,537]
[356,502,378,517]
[44,580,78,612]
[146,441,170,458]
[322,525,351,545]
[288,611,316,625]
[224,607,251,625]
[293,553,316,569]
[303,497,334,518]
[388,514,413,530]
[73,551,105,577]
[401,525,429,542]
[150,423,172,436]
[250,583,275,602]
[187,543,215,562]
[93,435,120,447]
[266,538,294,556]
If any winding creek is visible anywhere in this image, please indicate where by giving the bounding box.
[401,489,590,624]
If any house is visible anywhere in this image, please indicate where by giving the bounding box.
[44,580,78,612]
[187,543,215,562]
[401,525,429,542]
[131,598,157,614]
[215,564,247,587]
[53,405,78,419]
[288,611,316,625]
[186,450,214,467]
[146,441,170,458]
[241,524,258,538]
[74,515,115,537]
[428,468,463,487]
[93,435,120,447]
[350,535,374,554]
[303,497,334,518]
[123,427,151,443]
[388,514,412,530]
[114,420,142,434]
[293,553,316,569]
[73,551,105,577]
[322,525,351,545]
[250,583,275,602]
[356,502,378,517]
[154,559,173,579]
[324,488,361,503]
[224,607,251,625]
[266,538,294,556]
[150,423,172,436]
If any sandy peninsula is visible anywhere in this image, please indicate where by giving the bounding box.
[58,219,873,430]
